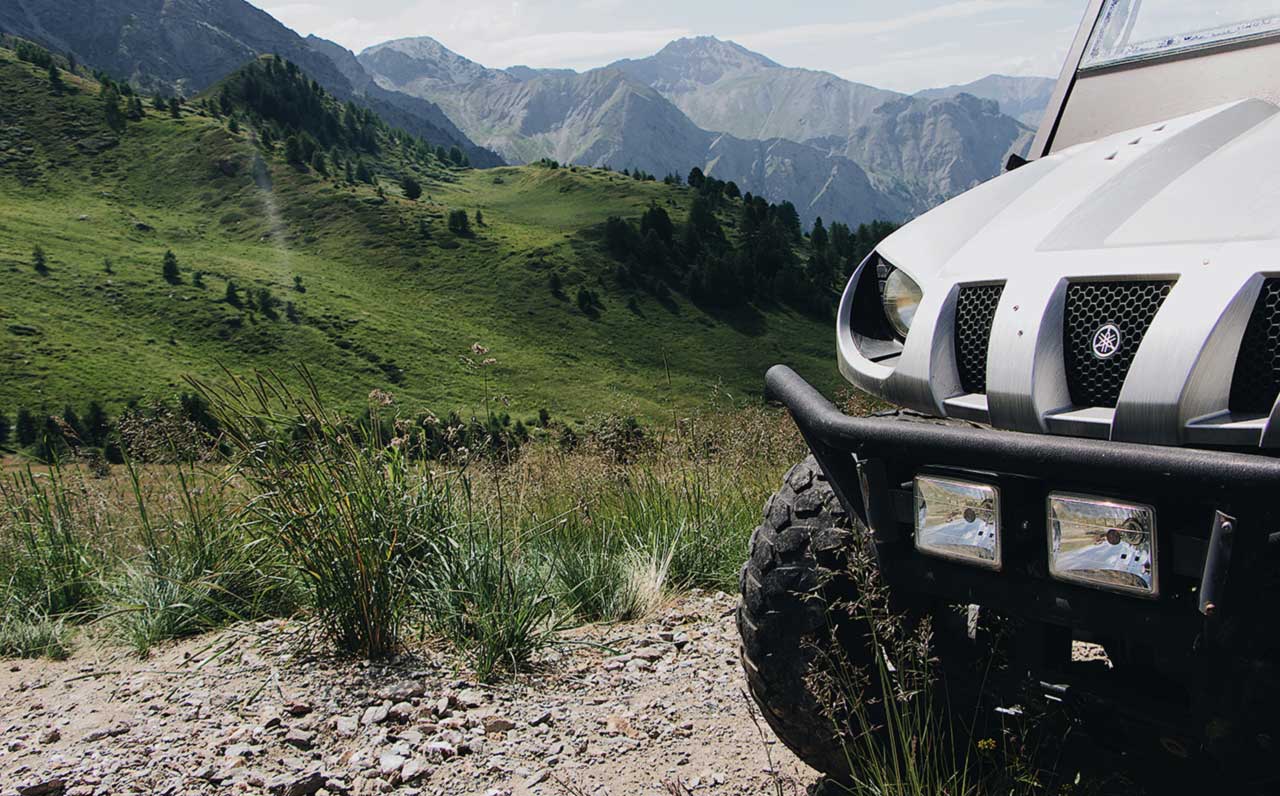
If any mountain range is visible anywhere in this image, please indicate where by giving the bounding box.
[0,0,1053,226]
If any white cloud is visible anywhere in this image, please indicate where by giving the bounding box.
[734,0,1047,51]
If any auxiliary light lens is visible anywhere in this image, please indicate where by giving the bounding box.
[1048,493,1157,597]
[914,476,1001,569]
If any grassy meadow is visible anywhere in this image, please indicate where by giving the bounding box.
[0,45,842,426]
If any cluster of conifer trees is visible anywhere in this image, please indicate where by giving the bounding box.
[604,167,898,314]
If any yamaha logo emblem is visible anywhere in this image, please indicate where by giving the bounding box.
[1091,323,1122,360]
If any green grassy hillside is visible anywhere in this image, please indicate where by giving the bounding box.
[0,47,842,423]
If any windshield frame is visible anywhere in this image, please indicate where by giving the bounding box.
[1080,1,1280,73]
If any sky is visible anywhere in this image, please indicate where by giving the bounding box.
[256,0,1088,92]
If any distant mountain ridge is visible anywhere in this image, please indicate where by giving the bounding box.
[608,37,1037,213]
[915,74,1056,127]
[0,0,503,165]
[358,36,913,225]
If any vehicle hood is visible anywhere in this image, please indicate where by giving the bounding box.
[877,98,1280,283]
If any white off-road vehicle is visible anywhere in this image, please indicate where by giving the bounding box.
[741,1,1280,786]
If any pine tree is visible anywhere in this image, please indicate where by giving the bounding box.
[84,401,109,446]
[152,94,167,111]
[192,271,205,288]
[0,411,10,446]
[355,160,373,184]
[293,275,305,293]
[101,83,126,131]
[162,250,180,283]
[811,217,829,249]
[475,209,485,226]
[311,150,328,175]
[103,256,114,274]
[448,146,466,167]
[126,96,145,121]
[257,288,279,319]
[47,62,63,93]
[285,301,300,323]
[32,245,48,275]
[16,409,37,446]
[448,209,471,236]
[400,175,422,200]
[227,116,240,134]
[285,135,304,166]
[168,96,182,118]
[225,280,241,307]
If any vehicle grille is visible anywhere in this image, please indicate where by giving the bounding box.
[955,284,1004,394]
[1229,278,1280,415]
[1064,281,1174,408]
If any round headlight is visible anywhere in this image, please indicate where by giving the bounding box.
[882,269,923,338]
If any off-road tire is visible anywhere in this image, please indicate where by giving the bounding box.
[739,452,994,780]
[738,455,864,779]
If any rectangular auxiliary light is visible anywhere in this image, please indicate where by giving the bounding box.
[1048,493,1157,597]
[913,476,1001,570]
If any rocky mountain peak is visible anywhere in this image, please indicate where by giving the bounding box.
[358,36,499,87]
[610,36,778,93]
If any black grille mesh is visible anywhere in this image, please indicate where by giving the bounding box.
[1064,281,1174,408]
[955,285,1003,394]
[1230,278,1280,415]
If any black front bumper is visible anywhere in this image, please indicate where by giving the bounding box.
[765,364,1280,653]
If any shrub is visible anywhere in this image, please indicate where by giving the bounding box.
[32,245,48,275]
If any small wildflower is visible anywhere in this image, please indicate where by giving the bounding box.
[368,389,394,406]
[471,342,489,356]
[977,737,997,752]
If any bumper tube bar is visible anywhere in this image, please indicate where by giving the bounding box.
[765,365,1280,498]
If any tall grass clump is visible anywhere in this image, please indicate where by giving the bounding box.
[515,406,795,623]
[423,511,562,682]
[0,464,98,619]
[102,462,297,655]
[0,614,72,660]
[808,547,978,796]
[193,370,453,659]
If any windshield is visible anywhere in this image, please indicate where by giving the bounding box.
[1082,0,1280,68]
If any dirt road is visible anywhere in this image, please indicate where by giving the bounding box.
[1,592,819,796]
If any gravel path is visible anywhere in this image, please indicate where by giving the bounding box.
[1,592,819,796]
